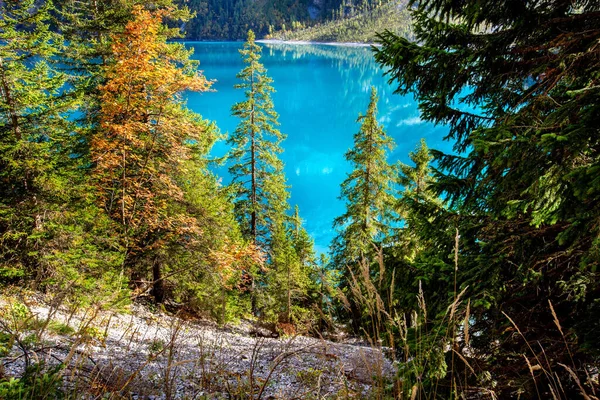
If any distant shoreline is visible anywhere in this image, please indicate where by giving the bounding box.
[178,39,381,47]
[257,39,379,47]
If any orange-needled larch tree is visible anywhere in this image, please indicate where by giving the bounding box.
[91,5,212,302]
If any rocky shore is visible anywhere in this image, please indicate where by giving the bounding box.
[1,297,396,399]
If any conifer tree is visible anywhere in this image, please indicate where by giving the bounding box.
[228,30,292,316]
[91,5,212,302]
[386,139,450,327]
[56,0,195,159]
[0,0,74,282]
[57,0,192,78]
[268,217,302,324]
[291,205,316,267]
[394,139,445,258]
[397,139,437,206]
[266,206,317,325]
[172,150,264,322]
[332,86,396,332]
[332,87,395,262]
[375,0,600,395]
[229,30,289,248]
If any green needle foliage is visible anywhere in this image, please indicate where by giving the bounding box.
[332,87,396,333]
[229,30,293,317]
[1,1,260,321]
[228,31,322,325]
[333,87,396,263]
[394,139,447,263]
[0,0,73,282]
[229,30,289,247]
[0,0,126,305]
[264,206,319,328]
[375,0,600,396]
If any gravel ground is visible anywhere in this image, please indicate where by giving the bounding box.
[0,297,396,399]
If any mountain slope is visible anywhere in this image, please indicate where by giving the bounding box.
[178,0,343,40]
[268,0,413,43]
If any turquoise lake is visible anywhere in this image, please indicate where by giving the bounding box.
[185,41,452,254]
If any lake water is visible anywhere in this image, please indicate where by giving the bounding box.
[185,41,451,254]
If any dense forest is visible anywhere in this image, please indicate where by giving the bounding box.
[173,0,406,41]
[269,0,414,43]
[174,0,361,40]
[1,0,599,398]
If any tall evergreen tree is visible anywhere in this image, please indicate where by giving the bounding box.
[332,86,396,332]
[229,30,290,315]
[91,5,212,303]
[332,87,396,262]
[375,0,600,396]
[0,0,73,282]
[228,30,288,246]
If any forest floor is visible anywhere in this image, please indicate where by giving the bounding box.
[0,294,396,399]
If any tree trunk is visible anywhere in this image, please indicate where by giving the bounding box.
[220,288,227,325]
[152,255,165,304]
[287,257,291,323]
[249,70,257,315]
[0,57,22,140]
[350,299,362,334]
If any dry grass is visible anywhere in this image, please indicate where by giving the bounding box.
[336,229,598,400]
[0,286,395,399]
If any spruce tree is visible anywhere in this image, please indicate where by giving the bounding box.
[333,87,396,262]
[291,205,317,271]
[268,217,302,324]
[229,30,290,315]
[229,30,289,246]
[395,139,445,259]
[0,0,73,282]
[387,139,450,332]
[332,86,396,332]
[375,0,600,395]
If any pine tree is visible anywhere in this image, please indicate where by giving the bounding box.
[332,86,396,332]
[375,0,600,395]
[229,30,288,246]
